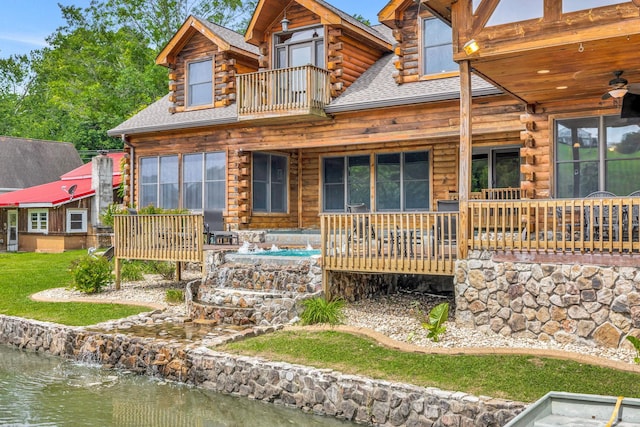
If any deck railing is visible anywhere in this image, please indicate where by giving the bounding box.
[320,212,458,275]
[237,65,331,117]
[113,214,204,286]
[468,197,640,254]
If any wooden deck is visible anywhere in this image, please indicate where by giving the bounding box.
[113,214,203,288]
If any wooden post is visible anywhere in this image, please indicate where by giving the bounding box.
[458,59,472,260]
[114,257,121,290]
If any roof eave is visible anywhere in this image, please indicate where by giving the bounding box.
[325,86,501,114]
[107,116,238,137]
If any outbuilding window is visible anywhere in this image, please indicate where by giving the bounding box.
[28,209,48,233]
[66,209,87,233]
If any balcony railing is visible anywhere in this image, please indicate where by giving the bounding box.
[468,197,640,254]
[320,212,457,276]
[237,65,331,119]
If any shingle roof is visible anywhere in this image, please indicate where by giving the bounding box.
[0,137,83,192]
[108,95,238,136]
[195,17,260,55]
[317,0,393,45]
[326,54,500,113]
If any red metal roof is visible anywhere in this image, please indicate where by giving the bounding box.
[0,153,124,208]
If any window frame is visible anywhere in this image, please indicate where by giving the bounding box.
[139,155,179,209]
[375,151,431,212]
[182,151,227,212]
[66,208,87,233]
[28,209,48,233]
[554,114,640,198]
[274,25,325,69]
[420,17,458,79]
[252,152,288,214]
[322,154,372,212]
[185,57,214,109]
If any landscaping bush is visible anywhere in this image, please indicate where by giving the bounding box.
[120,260,145,282]
[146,261,176,280]
[300,297,345,325]
[68,255,113,294]
[165,289,184,304]
[99,203,127,227]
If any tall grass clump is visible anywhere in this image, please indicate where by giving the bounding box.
[300,297,345,325]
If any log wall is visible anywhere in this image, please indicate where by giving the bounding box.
[128,95,524,230]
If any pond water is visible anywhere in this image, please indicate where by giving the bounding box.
[0,345,355,426]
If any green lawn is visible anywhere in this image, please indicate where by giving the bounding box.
[222,329,640,403]
[0,251,150,326]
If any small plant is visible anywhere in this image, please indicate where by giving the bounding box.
[166,289,184,304]
[68,255,113,294]
[422,302,449,342]
[120,260,145,282]
[148,261,176,280]
[300,297,345,325]
[100,203,127,227]
[626,335,640,364]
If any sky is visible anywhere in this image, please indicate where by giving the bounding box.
[0,0,390,59]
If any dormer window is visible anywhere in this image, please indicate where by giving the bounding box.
[187,58,213,107]
[275,27,324,69]
[422,18,456,76]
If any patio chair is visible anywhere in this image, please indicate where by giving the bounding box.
[628,190,640,240]
[436,200,458,246]
[584,191,618,240]
[346,204,375,254]
[204,210,238,245]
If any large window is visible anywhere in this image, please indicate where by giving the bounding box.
[376,151,430,211]
[275,27,324,69]
[563,0,621,13]
[66,209,87,233]
[422,18,457,75]
[183,152,226,211]
[187,59,213,107]
[471,148,520,192]
[555,115,640,198]
[485,1,543,26]
[140,156,179,209]
[253,153,287,213]
[323,155,371,212]
[28,209,48,233]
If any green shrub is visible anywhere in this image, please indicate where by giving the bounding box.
[165,289,184,304]
[68,255,113,294]
[100,203,127,227]
[422,302,449,342]
[627,335,640,364]
[147,261,176,280]
[300,297,345,325]
[120,260,145,282]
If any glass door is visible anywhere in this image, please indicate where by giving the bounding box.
[7,210,17,252]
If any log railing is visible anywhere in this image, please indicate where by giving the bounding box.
[320,212,458,275]
[468,197,640,254]
[113,214,204,286]
[237,65,331,117]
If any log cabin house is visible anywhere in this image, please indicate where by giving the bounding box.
[109,0,640,347]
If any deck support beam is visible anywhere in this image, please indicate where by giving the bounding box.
[458,59,472,260]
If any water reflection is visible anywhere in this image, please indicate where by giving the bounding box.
[0,345,354,426]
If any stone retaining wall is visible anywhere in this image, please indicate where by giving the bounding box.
[0,314,525,426]
[455,251,640,349]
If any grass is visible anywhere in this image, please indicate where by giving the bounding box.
[0,251,151,326]
[222,329,640,403]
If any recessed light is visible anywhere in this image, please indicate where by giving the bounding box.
[556,86,568,90]
[537,69,550,74]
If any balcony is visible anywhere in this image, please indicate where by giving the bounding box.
[237,65,331,121]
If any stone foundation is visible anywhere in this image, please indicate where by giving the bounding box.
[0,314,525,426]
[455,251,640,349]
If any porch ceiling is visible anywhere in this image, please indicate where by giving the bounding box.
[469,34,640,105]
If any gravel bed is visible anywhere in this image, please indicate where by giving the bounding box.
[343,291,637,365]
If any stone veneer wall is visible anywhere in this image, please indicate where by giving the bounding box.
[455,251,640,349]
[0,315,526,426]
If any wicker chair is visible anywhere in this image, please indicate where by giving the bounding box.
[584,191,618,240]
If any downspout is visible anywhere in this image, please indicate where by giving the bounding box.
[122,135,135,207]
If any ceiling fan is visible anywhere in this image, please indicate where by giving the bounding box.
[601,70,640,100]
